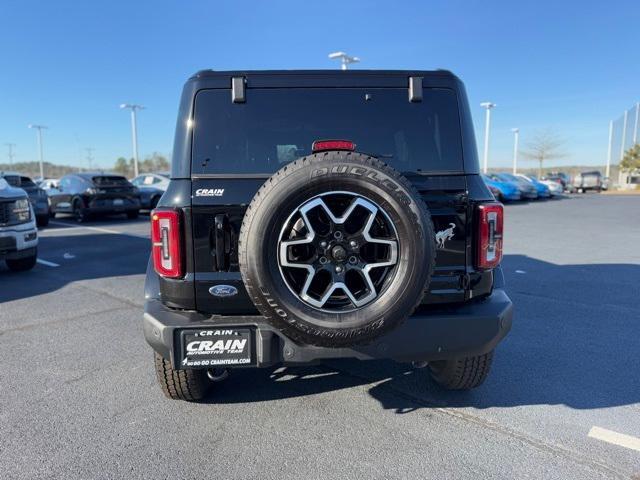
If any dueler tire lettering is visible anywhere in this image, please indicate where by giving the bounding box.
[238,151,436,348]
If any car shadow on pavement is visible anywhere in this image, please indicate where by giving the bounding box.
[210,254,640,413]
[0,231,149,303]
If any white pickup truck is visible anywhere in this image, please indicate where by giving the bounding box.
[0,178,38,271]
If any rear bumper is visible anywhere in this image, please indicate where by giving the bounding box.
[144,289,513,369]
[85,198,140,213]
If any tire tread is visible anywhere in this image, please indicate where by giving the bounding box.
[154,353,209,401]
[429,351,494,390]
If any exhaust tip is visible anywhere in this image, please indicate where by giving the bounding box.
[207,368,230,382]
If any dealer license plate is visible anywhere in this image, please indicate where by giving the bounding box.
[179,328,253,368]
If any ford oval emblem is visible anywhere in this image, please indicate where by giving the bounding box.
[209,285,238,297]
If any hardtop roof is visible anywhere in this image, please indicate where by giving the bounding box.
[191,69,456,78]
[185,69,462,90]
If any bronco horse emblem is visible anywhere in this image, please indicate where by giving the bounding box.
[435,223,456,249]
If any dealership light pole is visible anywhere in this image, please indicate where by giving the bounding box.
[120,103,144,177]
[633,102,639,145]
[606,120,613,179]
[480,102,496,173]
[328,51,360,70]
[28,124,47,179]
[5,143,16,166]
[511,128,519,174]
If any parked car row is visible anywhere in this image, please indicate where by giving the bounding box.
[483,173,552,201]
[25,172,170,224]
[482,170,606,202]
[1,168,173,273]
[545,171,607,193]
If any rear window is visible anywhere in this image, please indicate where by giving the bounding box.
[20,177,37,188]
[92,176,129,186]
[3,175,21,187]
[192,88,463,175]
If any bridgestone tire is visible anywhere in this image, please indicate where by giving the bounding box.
[154,353,210,401]
[238,151,435,348]
[428,351,494,390]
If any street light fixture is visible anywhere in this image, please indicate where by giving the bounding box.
[120,103,145,177]
[328,51,360,70]
[28,124,48,179]
[480,102,496,174]
[511,128,520,175]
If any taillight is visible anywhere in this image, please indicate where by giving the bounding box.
[476,203,503,270]
[151,209,183,278]
[312,139,356,152]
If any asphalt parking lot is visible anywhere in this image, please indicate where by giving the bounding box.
[1,194,639,479]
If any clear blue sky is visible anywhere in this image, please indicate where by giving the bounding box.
[1,0,638,171]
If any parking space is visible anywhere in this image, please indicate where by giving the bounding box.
[0,195,639,479]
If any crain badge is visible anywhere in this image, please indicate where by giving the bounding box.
[195,188,224,197]
[435,223,456,249]
[209,284,238,297]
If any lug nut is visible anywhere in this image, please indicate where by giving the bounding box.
[335,265,343,273]
[319,241,327,248]
[349,240,358,248]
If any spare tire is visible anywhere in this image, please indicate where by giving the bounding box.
[238,151,435,347]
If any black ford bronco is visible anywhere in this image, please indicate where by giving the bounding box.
[144,70,513,401]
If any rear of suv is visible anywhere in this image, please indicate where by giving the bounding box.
[144,70,513,401]
[49,173,140,222]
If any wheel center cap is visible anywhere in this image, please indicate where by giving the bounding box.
[331,245,347,262]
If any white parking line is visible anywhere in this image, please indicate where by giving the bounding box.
[48,220,148,239]
[588,426,640,453]
[36,258,60,267]
[49,221,119,234]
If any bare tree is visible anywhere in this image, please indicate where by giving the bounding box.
[521,129,567,178]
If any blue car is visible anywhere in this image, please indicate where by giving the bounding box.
[516,174,551,198]
[494,173,538,199]
[482,174,521,201]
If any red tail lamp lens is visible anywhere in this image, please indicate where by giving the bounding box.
[476,203,504,270]
[151,209,183,278]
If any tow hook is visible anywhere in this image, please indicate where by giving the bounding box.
[207,368,230,382]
